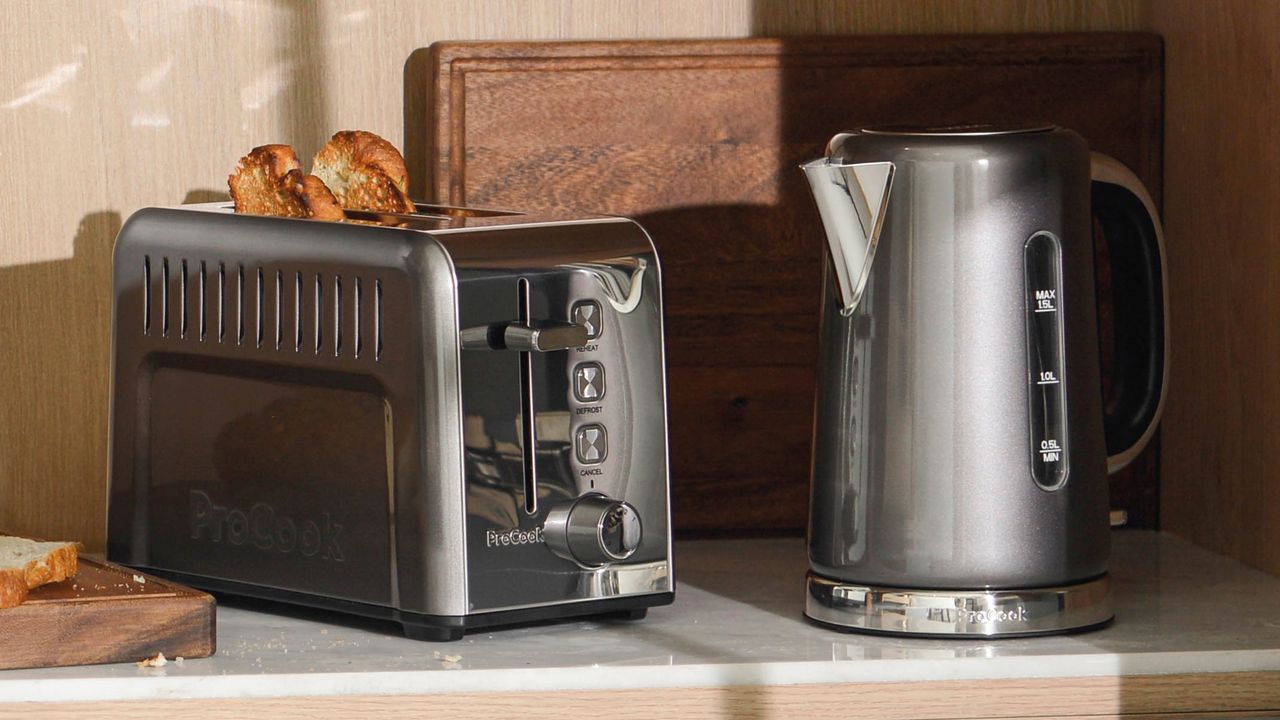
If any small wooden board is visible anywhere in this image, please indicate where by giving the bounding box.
[0,556,215,670]
[406,35,1164,534]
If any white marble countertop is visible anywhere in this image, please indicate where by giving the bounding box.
[2,531,1279,703]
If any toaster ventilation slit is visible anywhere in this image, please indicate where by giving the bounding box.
[274,270,283,350]
[374,279,383,362]
[142,256,151,335]
[353,277,363,359]
[294,272,302,352]
[179,259,189,339]
[236,264,245,346]
[255,267,265,348]
[333,275,342,357]
[217,263,226,343]
[198,261,207,342]
[314,273,323,354]
[161,258,170,338]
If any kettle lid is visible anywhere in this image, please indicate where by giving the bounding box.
[861,122,1056,137]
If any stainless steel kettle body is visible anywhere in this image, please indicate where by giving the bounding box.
[801,125,1167,636]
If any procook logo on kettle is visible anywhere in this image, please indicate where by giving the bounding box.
[189,490,344,561]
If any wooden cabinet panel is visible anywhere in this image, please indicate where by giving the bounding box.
[1152,0,1280,576]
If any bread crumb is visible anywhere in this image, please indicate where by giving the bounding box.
[174,657,184,664]
[137,652,167,668]
[132,574,146,584]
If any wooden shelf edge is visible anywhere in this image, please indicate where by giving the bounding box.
[6,670,1277,720]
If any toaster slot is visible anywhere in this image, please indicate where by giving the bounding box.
[518,277,538,515]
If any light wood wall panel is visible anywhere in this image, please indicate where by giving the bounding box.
[751,0,1148,34]
[0,0,1146,549]
[1152,1,1280,576]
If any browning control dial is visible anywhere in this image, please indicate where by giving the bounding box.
[545,493,642,567]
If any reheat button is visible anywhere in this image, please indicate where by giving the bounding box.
[571,300,602,340]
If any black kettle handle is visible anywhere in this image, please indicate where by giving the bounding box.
[1090,153,1169,474]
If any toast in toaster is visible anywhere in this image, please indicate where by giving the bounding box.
[311,130,415,214]
[229,144,344,221]
[0,537,79,609]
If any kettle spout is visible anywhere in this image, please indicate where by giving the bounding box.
[801,159,895,314]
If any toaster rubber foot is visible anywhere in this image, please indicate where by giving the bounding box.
[401,622,466,642]
[619,608,648,621]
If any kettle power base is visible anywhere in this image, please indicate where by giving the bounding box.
[805,572,1113,638]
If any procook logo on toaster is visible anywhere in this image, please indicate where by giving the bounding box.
[486,526,545,548]
[189,491,344,561]
[962,606,1028,624]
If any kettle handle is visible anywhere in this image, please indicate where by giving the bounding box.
[1090,153,1169,474]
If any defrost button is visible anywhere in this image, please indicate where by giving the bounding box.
[573,362,605,402]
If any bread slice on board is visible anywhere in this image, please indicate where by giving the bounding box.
[228,144,344,221]
[312,130,415,214]
[0,538,78,609]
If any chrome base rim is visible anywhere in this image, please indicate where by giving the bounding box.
[805,572,1113,637]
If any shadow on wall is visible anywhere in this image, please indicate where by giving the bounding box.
[0,212,120,545]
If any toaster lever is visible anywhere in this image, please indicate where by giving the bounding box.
[461,320,589,352]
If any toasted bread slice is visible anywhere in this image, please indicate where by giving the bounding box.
[312,131,415,214]
[229,145,344,221]
[288,169,345,221]
[0,537,78,609]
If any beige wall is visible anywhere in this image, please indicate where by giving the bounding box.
[0,1,1148,549]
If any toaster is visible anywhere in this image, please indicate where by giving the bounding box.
[107,202,673,640]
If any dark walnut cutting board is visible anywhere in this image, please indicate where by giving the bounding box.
[405,34,1164,534]
[0,555,214,669]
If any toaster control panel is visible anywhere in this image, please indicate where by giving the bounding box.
[1024,231,1069,490]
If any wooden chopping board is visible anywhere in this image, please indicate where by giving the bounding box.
[0,555,215,669]
[405,34,1164,534]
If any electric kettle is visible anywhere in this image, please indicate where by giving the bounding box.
[801,124,1167,636]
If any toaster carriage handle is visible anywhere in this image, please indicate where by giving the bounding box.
[460,320,590,352]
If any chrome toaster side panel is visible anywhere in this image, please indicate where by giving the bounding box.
[433,219,672,613]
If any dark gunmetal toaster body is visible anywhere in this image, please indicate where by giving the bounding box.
[107,203,674,640]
